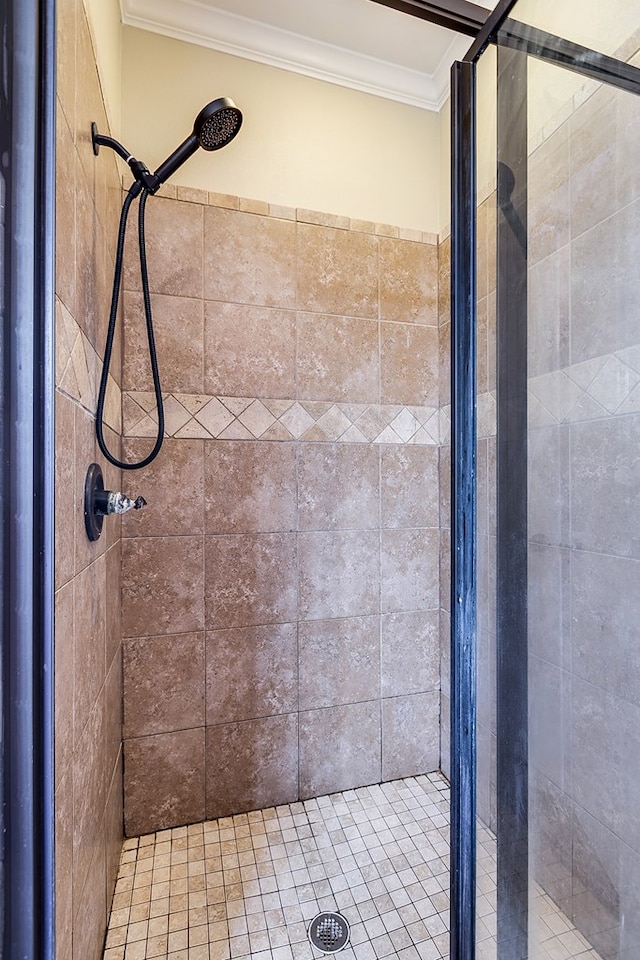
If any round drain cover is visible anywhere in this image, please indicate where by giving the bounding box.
[308,912,350,954]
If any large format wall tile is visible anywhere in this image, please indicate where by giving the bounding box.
[382,692,440,780]
[123,633,206,737]
[296,312,379,403]
[124,728,206,836]
[204,302,296,398]
[296,222,378,318]
[121,191,443,836]
[205,533,297,629]
[205,714,298,818]
[204,206,296,308]
[298,531,380,621]
[125,197,204,299]
[298,443,379,531]
[299,701,381,798]
[298,617,380,710]
[380,322,439,406]
[379,237,438,324]
[204,441,297,534]
[122,536,205,636]
[123,292,204,394]
[206,624,298,724]
[122,438,204,538]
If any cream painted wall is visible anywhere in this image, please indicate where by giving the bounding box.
[82,0,123,135]
[121,27,442,233]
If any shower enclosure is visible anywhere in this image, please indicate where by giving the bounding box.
[450,0,640,957]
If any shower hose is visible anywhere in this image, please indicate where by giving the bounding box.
[95,183,165,470]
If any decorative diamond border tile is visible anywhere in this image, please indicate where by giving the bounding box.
[123,393,441,445]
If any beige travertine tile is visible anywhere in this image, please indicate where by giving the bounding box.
[205,714,298,819]
[298,443,379,531]
[570,414,640,560]
[73,694,107,897]
[104,658,122,804]
[571,200,640,364]
[56,0,76,137]
[297,312,379,403]
[124,729,206,836]
[529,120,570,266]
[177,185,208,205]
[205,624,298,724]
[55,581,74,789]
[298,617,380,710]
[380,528,439,615]
[208,191,238,209]
[381,611,440,697]
[204,533,297,629]
[123,633,205,737]
[296,208,350,230]
[381,445,439,529]
[56,106,77,317]
[73,842,107,960]
[298,531,379,621]
[239,197,269,216]
[74,154,101,351]
[74,555,106,737]
[204,206,296,308]
[438,237,451,324]
[569,84,617,241]
[55,391,76,589]
[123,293,204,394]
[121,439,204,538]
[122,537,205,638]
[296,222,378,319]
[529,247,570,379]
[55,770,73,960]
[380,322,439,406]
[382,692,440,780]
[298,701,381,798]
[379,237,438,325]
[204,440,296,534]
[204,301,296,399]
[124,196,204,300]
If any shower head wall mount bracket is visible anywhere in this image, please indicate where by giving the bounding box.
[84,463,146,542]
[91,97,243,197]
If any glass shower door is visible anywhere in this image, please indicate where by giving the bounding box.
[472,3,640,958]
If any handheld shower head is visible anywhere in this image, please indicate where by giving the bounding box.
[151,97,243,190]
[194,97,243,151]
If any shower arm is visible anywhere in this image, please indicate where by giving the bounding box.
[91,122,199,196]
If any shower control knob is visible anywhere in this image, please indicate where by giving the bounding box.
[84,463,147,541]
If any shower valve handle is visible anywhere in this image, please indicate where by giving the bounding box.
[84,463,146,542]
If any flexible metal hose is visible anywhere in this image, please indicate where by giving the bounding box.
[96,184,165,470]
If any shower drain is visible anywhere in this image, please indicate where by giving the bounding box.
[308,912,351,954]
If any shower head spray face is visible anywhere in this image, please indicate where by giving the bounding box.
[195,98,243,151]
[149,97,243,192]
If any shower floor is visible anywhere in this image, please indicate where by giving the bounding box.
[103,773,601,960]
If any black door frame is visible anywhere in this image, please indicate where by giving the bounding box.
[1,0,56,957]
[450,3,640,960]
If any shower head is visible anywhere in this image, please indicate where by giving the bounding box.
[150,97,243,191]
[194,98,243,151]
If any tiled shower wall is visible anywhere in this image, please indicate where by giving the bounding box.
[119,189,445,836]
[55,1,125,959]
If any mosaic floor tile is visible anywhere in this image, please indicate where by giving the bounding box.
[104,775,603,960]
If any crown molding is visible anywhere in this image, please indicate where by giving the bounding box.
[121,0,457,111]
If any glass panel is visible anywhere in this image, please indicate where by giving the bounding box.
[475,41,498,960]
[503,0,640,64]
[474,2,640,958]
[526,38,640,960]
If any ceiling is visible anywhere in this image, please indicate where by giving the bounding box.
[120,0,494,111]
